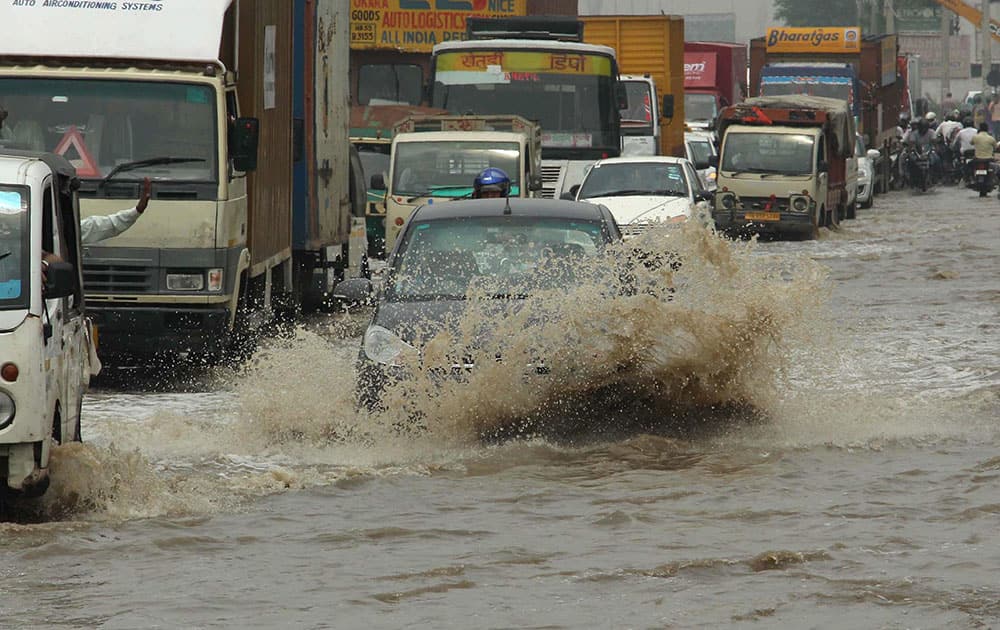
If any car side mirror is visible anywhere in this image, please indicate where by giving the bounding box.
[232,117,259,172]
[707,155,719,169]
[615,83,629,111]
[370,173,386,190]
[818,160,829,173]
[559,191,576,201]
[661,94,674,119]
[528,173,543,192]
[333,277,373,305]
[44,261,75,299]
[695,191,712,202]
[694,159,710,170]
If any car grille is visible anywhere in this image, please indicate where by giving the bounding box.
[540,164,564,199]
[621,223,654,237]
[739,196,791,212]
[83,264,155,294]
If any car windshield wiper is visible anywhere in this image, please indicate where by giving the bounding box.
[100,156,206,187]
[652,189,688,197]
[405,185,474,203]
[588,189,650,197]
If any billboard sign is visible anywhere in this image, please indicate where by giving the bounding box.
[684,52,718,88]
[350,0,527,53]
[765,26,862,54]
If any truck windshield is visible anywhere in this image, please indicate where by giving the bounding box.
[0,187,30,311]
[721,133,815,176]
[358,64,423,106]
[761,77,854,110]
[431,49,618,159]
[621,80,653,135]
[0,79,217,182]
[357,143,391,188]
[391,141,520,197]
[685,93,718,122]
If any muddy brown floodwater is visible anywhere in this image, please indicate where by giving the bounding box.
[1,188,998,629]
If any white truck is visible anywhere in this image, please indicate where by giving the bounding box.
[378,115,543,252]
[0,151,98,499]
[619,75,665,157]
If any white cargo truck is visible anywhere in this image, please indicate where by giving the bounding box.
[0,151,98,499]
[0,0,278,362]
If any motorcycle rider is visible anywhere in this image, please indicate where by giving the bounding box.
[969,123,999,195]
[903,117,939,186]
[935,111,964,182]
[953,117,979,181]
[925,111,939,131]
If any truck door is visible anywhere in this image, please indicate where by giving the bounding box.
[816,135,830,213]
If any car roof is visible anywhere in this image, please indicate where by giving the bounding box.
[412,197,606,221]
[588,156,693,167]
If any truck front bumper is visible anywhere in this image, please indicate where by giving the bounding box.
[87,303,232,358]
[713,210,815,237]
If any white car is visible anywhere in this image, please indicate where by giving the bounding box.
[854,134,877,209]
[572,156,711,237]
[685,131,718,191]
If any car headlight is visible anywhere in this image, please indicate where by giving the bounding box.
[364,325,416,366]
[0,391,15,429]
[790,195,810,213]
[207,268,224,292]
[166,273,205,291]
[718,192,736,210]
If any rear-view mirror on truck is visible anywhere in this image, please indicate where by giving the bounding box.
[707,155,719,169]
[44,261,76,300]
[232,117,260,172]
[616,83,629,111]
[370,173,386,190]
[661,94,674,119]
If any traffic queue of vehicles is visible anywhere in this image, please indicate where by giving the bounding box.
[0,5,911,499]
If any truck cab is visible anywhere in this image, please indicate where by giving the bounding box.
[712,96,858,240]
[379,115,543,252]
[619,75,662,157]
[0,151,98,498]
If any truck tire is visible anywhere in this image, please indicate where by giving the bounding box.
[846,200,857,220]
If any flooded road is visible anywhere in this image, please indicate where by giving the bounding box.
[2,188,998,628]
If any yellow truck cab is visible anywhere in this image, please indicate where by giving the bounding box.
[378,115,543,252]
[0,151,98,499]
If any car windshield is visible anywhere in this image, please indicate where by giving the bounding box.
[721,133,815,176]
[578,162,690,199]
[0,187,30,310]
[391,141,520,197]
[684,93,718,122]
[389,215,609,301]
[0,78,217,182]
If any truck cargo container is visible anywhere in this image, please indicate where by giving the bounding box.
[684,41,747,129]
[293,0,368,308]
[582,14,686,158]
[749,27,901,148]
[0,0,284,362]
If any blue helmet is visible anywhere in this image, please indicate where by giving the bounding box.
[473,167,511,197]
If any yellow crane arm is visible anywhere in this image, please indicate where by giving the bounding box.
[934,0,1000,42]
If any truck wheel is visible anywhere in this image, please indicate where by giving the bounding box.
[846,201,857,220]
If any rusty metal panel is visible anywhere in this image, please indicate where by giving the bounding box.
[309,0,351,250]
[233,0,294,271]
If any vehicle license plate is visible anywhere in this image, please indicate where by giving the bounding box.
[744,212,781,222]
[975,169,988,176]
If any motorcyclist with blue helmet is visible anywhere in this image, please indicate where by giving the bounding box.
[472,167,511,199]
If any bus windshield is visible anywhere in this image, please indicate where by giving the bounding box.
[0,78,217,182]
[431,49,618,159]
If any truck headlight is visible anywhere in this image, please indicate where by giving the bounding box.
[718,192,736,210]
[0,391,15,429]
[364,325,416,366]
[790,195,810,213]
[166,273,205,291]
